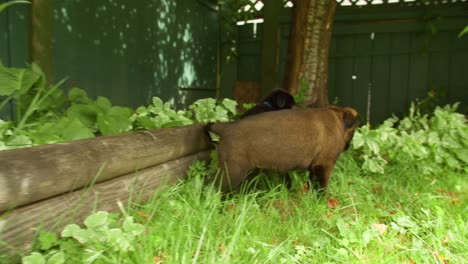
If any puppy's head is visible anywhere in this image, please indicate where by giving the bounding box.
[241,88,294,118]
[263,88,295,110]
[330,106,358,150]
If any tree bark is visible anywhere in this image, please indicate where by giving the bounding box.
[284,0,337,107]
[30,0,54,83]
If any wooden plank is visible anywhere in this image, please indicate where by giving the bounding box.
[371,32,391,123]
[352,33,372,122]
[389,32,411,117]
[0,124,211,212]
[334,35,355,106]
[0,151,211,253]
[260,0,283,95]
[407,32,429,105]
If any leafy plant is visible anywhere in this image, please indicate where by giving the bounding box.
[22,211,145,264]
[351,103,467,174]
[131,97,193,129]
[67,88,133,136]
[0,63,74,149]
[131,97,237,130]
[293,77,309,107]
[0,62,238,150]
[189,98,237,123]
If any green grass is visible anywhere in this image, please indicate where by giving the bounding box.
[11,152,465,264]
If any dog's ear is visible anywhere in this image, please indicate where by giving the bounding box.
[342,107,358,129]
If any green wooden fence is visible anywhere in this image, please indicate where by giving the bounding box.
[236,2,468,123]
[1,0,219,120]
[329,3,468,123]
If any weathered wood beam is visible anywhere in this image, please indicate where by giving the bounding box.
[0,151,211,253]
[0,124,211,212]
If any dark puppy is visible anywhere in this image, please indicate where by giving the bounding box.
[208,106,358,191]
[241,88,295,118]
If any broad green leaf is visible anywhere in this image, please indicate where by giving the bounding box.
[67,104,98,128]
[97,106,133,136]
[37,231,59,251]
[83,250,104,264]
[396,215,417,229]
[122,217,145,236]
[68,87,91,103]
[95,96,112,113]
[242,103,255,110]
[312,236,330,248]
[443,152,460,168]
[133,116,157,129]
[24,121,64,145]
[47,251,65,264]
[135,106,149,115]
[362,229,378,247]
[336,219,352,238]
[222,98,237,115]
[0,63,41,96]
[37,87,66,112]
[108,228,132,252]
[152,97,164,110]
[454,148,468,164]
[84,211,109,229]
[363,157,385,174]
[61,224,82,238]
[60,118,95,141]
[22,252,46,264]
[6,134,32,148]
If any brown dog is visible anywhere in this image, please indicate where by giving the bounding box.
[208,106,358,191]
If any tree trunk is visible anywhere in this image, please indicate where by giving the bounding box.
[30,0,54,83]
[284,0,337,107]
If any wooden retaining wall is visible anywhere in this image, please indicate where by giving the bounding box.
[0,124,212,253]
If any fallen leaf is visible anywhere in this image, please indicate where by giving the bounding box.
[219,242,226,253]
[138,211,150,218]
[396,201,402,209]
[326,197,340,209]
[432,251,449,264]
[153,255,163,264]
[371,223,388,235]
[442,236,450,245]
